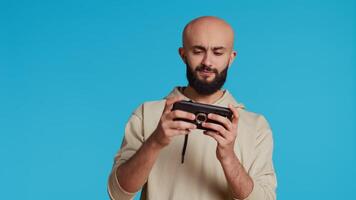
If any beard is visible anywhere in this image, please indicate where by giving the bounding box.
[186,63,228,95]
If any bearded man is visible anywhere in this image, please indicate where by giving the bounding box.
[108,16,277,200]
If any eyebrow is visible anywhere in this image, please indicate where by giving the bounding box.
[192,45,226,51]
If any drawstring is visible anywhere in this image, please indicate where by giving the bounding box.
[181,134,189,164]
[180,86,189,164]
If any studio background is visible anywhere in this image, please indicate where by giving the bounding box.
[1,0,355,199]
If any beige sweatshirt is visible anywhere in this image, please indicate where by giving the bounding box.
[108,87,277,200]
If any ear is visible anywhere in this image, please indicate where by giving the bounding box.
[178,47,187,64]
[228,50,237,67]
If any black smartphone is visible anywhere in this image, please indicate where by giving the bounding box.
[172,100,233,131]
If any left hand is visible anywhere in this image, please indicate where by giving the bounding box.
[202,104,239,162]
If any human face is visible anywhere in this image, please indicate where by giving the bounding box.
[184,44,231,84]
[179,17,236,94]
[180,38,235,95]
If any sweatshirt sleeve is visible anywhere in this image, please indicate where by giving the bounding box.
[107,106,144,200]
[237,115,277,200]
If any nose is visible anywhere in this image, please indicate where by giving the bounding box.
[201,52,213,67]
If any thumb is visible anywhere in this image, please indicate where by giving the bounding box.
[163,96,185,113]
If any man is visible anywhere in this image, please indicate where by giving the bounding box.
[108,16,277,200]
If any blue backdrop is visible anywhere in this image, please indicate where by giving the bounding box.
[1,0,355,199]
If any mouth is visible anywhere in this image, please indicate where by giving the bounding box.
[197,69,215,78]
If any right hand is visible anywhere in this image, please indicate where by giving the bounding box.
[151,96,197,148]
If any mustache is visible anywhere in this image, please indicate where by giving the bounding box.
[195,65,219,74]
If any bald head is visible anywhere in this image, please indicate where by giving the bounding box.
[178,16,237,95]
[182,16,235,50]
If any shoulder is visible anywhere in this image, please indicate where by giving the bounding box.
[142,99,166,109]
[131,99,167,120]
[238,109,272,134]
[142,99,166,115]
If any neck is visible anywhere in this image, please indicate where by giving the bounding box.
[183,86,224,104]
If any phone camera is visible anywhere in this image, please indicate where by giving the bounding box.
[195,113,207,124]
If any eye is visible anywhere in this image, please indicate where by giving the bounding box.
[214,52,223,56]
[193,51,203,55]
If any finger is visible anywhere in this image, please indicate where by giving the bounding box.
[169,120,197,130]
[228,104,239,128]
[167,110,195,121]
[203,130,225,144]
[163,96,185,114]
[207,113,232,131]
[202,122,227,137]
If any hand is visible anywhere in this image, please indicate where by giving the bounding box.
[202,104,239,162]
[151,96,197,148]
